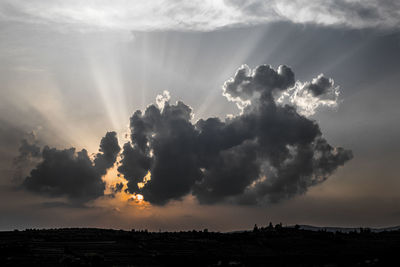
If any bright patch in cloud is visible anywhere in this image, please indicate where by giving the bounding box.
[277,74,340,117]
[138,171,151,189]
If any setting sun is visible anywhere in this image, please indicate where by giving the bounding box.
[136,194,144,201]
[128,193,145,204]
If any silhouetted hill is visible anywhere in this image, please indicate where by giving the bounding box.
[1,226,400,266]
[296,224,400,233]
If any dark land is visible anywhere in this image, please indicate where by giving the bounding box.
[1,225,400,266]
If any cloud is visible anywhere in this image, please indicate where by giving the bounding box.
[222,64,295,111]
[119,64,352,205]
[228,0,400,29]
[118,101,200,205]
[15,139,41,161]
[21,131,120,204]
[93,131,121,176]
[156,90,171,110]
[109,182,124,198]
[0,0,399,31]
[306,75,336,97]
[277,74,340,116]
[13,132,42,182]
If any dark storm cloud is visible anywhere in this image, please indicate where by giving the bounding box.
[118,102,201,205]
[12,133,42,182]
[93,131,121,176]
[223,64,295,103]
[21,132,120,203]
[306,75,335,97]
[110,182,124,196]
[119,64,352,205]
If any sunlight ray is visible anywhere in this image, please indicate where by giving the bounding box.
[83,35,130,133]
[195,26,273,119]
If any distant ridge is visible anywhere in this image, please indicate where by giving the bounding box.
[2,225,400,233]
[228,225,400,234]
[296,225,400,233]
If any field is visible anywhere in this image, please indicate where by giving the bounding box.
[1,226,399,266]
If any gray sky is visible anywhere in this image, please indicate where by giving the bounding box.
[1,1,400,231]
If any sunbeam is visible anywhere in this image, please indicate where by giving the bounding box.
[83,34,130,132]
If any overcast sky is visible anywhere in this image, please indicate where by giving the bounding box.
[1,0,400,231]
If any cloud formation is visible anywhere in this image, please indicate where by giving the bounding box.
[277,74,340,116]
[12,132,42,182]
[15,65,351,206]
[119,64,352,205]
[0,0,399,31]
[21,132,120,204]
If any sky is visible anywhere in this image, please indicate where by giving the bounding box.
[1,0,400,231]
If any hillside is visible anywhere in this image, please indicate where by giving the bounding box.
[1,226,399,266]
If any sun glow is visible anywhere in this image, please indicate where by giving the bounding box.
[99,164,152,208]
[128,193,148,207]
[135,194,144,201]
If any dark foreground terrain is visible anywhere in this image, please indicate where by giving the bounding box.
[1,226,399,266]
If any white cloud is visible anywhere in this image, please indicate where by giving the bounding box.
[156,90,171,110]
[277,74,340,117]
[0,0,399,32]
